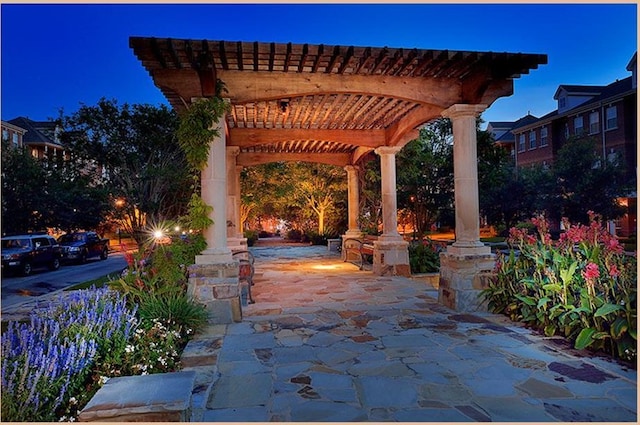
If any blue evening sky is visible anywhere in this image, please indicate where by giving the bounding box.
[1,3,637,129]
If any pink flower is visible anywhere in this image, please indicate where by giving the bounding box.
[608,264,620,278]
[582,262,600,280]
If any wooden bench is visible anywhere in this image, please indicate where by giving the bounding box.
[343,235,377,270]
[232,250,255,305]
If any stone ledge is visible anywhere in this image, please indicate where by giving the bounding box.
[78,371,196,422]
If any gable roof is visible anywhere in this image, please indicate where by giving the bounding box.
[7,117,61,146]
[496,114,539,141]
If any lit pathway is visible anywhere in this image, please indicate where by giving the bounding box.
[182,244,637,422]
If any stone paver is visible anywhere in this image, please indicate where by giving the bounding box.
[183,244,637,422]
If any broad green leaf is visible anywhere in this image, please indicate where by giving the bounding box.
[537,297,551,309]
[594,303,624,317]
[575,327,597,349]
[611,317,628,339]
[514,294,536,306]
[544,324,557,337]
[542,284,562,293]
[592,331,611,340]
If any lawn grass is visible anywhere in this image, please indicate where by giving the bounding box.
[64,272,120,291]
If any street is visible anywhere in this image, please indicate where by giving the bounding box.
[1,252,127,310]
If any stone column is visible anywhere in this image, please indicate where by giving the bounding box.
[372,146,410,276]
[226,147,247,252]
[189,117,241,324]
[438,104,495,312]
[342,165,363,261]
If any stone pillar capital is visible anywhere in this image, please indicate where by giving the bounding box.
[226,146,240,157]
[374,146,403,156]
[344,164,360,173]
[441,104,487,119]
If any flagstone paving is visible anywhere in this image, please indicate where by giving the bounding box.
[182,244,637,422]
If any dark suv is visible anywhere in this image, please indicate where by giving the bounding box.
[1,234,62,276]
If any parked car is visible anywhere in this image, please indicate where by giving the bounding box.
[58,231,109,264]
[1,234,62,276]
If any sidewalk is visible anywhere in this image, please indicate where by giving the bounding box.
[181,245,637,422]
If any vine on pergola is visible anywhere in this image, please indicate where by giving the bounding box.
[176,80,229,231]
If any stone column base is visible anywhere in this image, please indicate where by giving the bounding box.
[227,237,248,253]
[372,239,410,277]
[438,248,496,312]
[188,262,241,324]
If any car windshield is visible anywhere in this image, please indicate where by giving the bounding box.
[59,234,85,243]
[1,239,30,249]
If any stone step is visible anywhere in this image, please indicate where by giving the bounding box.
[78,371,196,422]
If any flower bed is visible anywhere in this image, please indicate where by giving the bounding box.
[482,212,637,363]
[2,236,209,422]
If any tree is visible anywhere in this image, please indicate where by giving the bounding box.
[1,140,49,234]
[290,162,346,235]
[551,135,626,224]
[60,99,191,243]
[396,118,455,234]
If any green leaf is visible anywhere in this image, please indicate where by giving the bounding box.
[610,317,629,340]
[537,297,551,309]
[542,284,562,293]
[544,324,557,337]
[514,294,536,306]
[594,303,624,318]
[575,327,597,349]
[559,261,578,285]
[592,331,610,340]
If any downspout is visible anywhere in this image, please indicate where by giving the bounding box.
[601,103,606,161]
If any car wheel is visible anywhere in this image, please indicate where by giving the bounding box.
[49,257,60,271]
[22,262,32,276]
[79,250,87,264]
[100,247,108,260]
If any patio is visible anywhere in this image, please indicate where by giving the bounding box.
[181,243,637,422]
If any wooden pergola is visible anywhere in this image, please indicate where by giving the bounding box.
[130,37,546,314]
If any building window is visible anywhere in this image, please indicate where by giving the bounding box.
[540,126,548,146]
[518,134,526,152]
[31,149,38,158]
[559,97,566,109]
[564,123,570,139]
[606,106,617,130]
[529,131,537,150]
[2,129,8,141]
[574,116,584,134]
[12,133,19,147]
[589,111,599,134]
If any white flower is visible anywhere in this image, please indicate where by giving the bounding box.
[59,416,68,422]
[99,376,110,385]
[69,397,77,405]
[125,344,135,353]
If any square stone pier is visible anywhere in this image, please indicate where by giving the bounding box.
[188,262,242,324]
[438,246,496,312]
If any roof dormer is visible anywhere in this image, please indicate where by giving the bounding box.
[553,85,604,114]
[626,52,637,89]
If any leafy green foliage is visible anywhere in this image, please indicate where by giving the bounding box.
[482,213,637,362]
[60,99,191,241]
[176,93,229,173]
[408,239,443,273]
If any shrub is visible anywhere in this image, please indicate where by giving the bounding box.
[286,229,303,241]
[482,212,637,363]
[408,239,443,273]
[244,230,258,246]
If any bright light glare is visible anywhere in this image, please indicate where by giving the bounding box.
[311,264,339,270]
[153,230,164,239]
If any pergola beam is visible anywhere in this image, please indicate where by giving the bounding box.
[229,128,384,148]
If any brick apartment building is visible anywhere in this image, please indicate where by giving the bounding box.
[2,117,67,161]
[486,53,637,237]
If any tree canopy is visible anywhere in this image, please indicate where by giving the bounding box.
[60,99,192,242]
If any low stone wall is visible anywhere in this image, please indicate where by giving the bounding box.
[438,252,496,312]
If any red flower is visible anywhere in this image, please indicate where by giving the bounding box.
[582,262,600,281]
[609,264,620,278]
